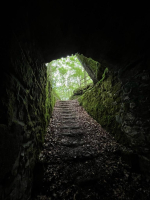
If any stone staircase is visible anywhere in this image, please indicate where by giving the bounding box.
[33,100,140,200]
[54,100,85,148]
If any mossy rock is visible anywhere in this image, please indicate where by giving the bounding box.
[78,71,123,143]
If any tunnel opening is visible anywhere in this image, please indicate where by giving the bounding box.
[1,38,150,199]
[46,54,93,101]
[31,51,150,199]
[1,40,150,199]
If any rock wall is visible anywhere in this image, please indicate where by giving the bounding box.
[0,31,55,200]
[78,58,150,175]
[76,53,106,84]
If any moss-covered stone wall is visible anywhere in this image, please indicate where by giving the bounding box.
[78,70,123,141]
[0,32,55,200]
[78,60,150,175]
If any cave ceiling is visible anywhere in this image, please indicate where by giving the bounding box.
[9,1,150,68]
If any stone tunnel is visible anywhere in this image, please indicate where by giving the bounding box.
[1,1,150,199]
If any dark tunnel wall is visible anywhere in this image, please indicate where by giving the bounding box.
[0,4,55,198]
[1,1,150,199]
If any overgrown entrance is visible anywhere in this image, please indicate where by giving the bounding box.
[46,54,96,100]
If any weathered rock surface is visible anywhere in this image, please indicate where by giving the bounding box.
[0,36,55,200]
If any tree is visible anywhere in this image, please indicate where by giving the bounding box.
[46,55,93,100]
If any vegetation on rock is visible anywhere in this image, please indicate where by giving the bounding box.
[70,83,93,100]
[73,69,125,143]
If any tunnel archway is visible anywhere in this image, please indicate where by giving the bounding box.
[1,1,150,199]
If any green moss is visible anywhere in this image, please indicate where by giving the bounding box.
[72,83,93,97]
[44,68,57,128]
[78,71,123,141]
[97,67,109,85]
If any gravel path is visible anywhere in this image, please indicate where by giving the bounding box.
[32,100,150,200]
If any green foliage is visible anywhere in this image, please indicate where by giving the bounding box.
[47,55,93,100]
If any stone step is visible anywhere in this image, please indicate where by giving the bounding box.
[57,105,72,107]
[57,101,76,103]
[54,106,71,108]
[62,117,76,120]
[60,126,81,129]
[69,130,84,134]
[55,121,77,124]
[54,108,73,110]
[57,107,75,109]
[55,122,78,126]
[57,102,73,104]
[60,111,73,113]
[55,104,71,106]
[61,132,77,137]
[60,140,85,147]
[57,103,75,104]
[62,121,77,123]
[55,102,69,104]
[62,116,76,118]
[60,114,75,117]
[55,110,74,113]
[61,132,83,137]
[55,106,70,108]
